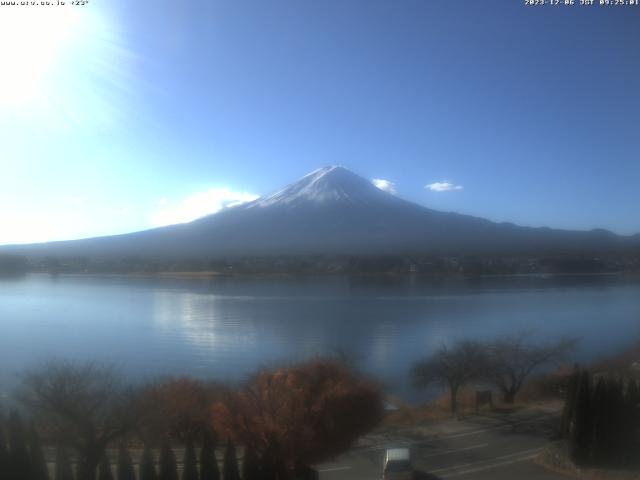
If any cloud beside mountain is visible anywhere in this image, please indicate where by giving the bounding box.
[425,181,463,192]
[371,178,396,194]
[151,188,259,227]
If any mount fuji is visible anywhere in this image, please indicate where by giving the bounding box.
[2,166,638,259]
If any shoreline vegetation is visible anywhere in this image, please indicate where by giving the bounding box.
[2,252,640,278]
[83,270,640,280]
[28,270,640,282]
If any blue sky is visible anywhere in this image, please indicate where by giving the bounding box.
[1,0,639,244]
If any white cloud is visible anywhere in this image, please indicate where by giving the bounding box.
[425,181,463,192]
[372,178,397,195]
[151,188,259,227]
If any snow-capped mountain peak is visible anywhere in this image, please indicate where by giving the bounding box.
[244,165,398,209]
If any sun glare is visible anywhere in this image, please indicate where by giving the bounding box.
[0,4,134,130]
[0,6,82,106]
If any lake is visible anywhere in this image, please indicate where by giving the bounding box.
[1,273,639,401]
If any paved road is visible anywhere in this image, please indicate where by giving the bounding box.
[317,410,569,480]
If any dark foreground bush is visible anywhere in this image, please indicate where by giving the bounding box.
[561,369,640,467]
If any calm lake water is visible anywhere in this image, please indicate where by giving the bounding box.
[1,273,639,401]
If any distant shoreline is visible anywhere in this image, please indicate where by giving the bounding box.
[12,270,640,282]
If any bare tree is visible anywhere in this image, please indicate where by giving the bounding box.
[19,361,143,480]
[412,341,489,415]
[137,377,224,443]
[486,334,576,403]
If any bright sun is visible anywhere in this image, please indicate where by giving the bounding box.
[0,6,82,106]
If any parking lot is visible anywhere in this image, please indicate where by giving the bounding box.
[318,408,570,480]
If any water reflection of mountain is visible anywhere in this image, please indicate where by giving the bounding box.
[2,274,639,401]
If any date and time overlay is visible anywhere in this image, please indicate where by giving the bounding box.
[1,0,640,8]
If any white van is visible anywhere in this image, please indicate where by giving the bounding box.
[383,448,413,480]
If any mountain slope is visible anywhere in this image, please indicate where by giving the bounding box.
[2,166,638,258]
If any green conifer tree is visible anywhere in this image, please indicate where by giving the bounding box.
[590,377,608,465]
[0,427,9,480]
[626,379,640,466]
[116,445,136,480]
[158,440,178,480]
[622,379,639,464]
[259,454,275,480]
[626,379,639,438]
[222,444,240,480]
[8,411,32,480]
[98,455,115,480]
[28,423,50,480]
[607,378,626,465]
[199,432,219,480]
[182,440,198,480]
[560,369,579,438]
[140,445,158,480]
[570,370,592,464]
[54,446,74,480]
[241,447,260,480]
